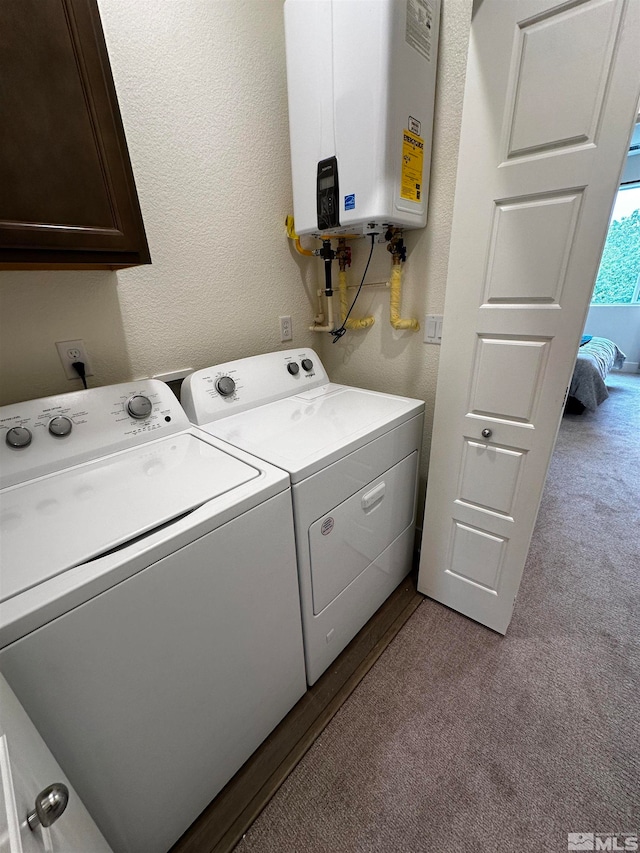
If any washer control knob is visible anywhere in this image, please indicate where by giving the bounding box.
[287,362,299,375]
[215,376,236,397]
[6,427,32,448]
[126,395,153,420]
[48,416,72,437]
[301,359,313,372]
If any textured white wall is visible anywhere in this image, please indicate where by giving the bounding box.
[0,0,474,504]
[0,0,317,405]
[318,0,474,484]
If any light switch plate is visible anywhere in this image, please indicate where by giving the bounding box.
[424,314,443,344]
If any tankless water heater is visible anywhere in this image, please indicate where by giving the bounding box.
[284,0,440,237]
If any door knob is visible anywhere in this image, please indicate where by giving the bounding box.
[481,428,492,439]
[27,783,69,830]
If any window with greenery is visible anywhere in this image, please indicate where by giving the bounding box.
[591,183,640,304]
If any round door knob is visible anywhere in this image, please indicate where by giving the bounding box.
[126,395,153,419]
[301,359,313,372]
[215,376,236,397]
[49,416,72,437]
[6,426,32,448]
[481,428,492,439]
[27,782,69,830]
[287,362,299,375]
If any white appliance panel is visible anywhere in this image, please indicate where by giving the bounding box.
[181,349,328,425]
[183,350,425,686]
[0,380,189,490]
[293,415,423,684]
[0,434,259,604]
[0,381,306,853]
[0,439,289,653]
[285,0,440,235]
[309,451,418,613]
[207,386,423,482]
[294,416,424,517]
[303,525,416,685]
[0,492,306,853]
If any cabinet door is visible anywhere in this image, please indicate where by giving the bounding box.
[0,0,150,269]
[0,676,113,852]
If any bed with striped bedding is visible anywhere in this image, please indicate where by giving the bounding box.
[567,336,626,412]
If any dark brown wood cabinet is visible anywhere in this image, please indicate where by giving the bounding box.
[0,0,150,269]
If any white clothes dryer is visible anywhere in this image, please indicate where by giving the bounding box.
[182,349,424,685]
[0,380,306,853]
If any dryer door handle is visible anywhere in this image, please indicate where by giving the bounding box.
[361,482,385,511]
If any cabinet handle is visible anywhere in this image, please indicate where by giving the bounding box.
[27,783,69,830]
[481,428,492,439]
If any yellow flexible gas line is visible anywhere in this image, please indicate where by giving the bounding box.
[295,237,314,257]
[286,215,315,257]
[389,264,420,331]
[339,270,374,329]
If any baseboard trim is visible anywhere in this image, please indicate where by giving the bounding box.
[170,574,424,853]
[618,362,639,373]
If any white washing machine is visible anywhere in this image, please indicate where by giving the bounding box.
[0,380,306,853]
[181,349,424,685]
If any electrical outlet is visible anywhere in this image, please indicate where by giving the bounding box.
[56,339,94,381]
[279,315,293,341]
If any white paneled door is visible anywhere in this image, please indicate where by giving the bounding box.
[418,0,640,632]
[0,676,112,853]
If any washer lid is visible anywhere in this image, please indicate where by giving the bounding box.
[206,384,424,482]
[0,433,260,604]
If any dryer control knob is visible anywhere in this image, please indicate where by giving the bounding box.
[126,395,153,420]
[215,376,236,397]
[49,416,72,437]
[6,427,32,448]
[287,362,299,375]
[301,359,313,372]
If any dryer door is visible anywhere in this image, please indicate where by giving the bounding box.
[309,451,417,614]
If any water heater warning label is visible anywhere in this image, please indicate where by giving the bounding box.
[400,129,424,203]
[406,0,435,62]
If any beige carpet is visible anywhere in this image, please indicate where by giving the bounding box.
[236,371,640,853]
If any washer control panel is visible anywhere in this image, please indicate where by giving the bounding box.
[126,394,154,419]
[0,380,191,489]
[181,349,328,425]
[48,415,73,437]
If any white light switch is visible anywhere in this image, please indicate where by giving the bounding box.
[424,314,443,344]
